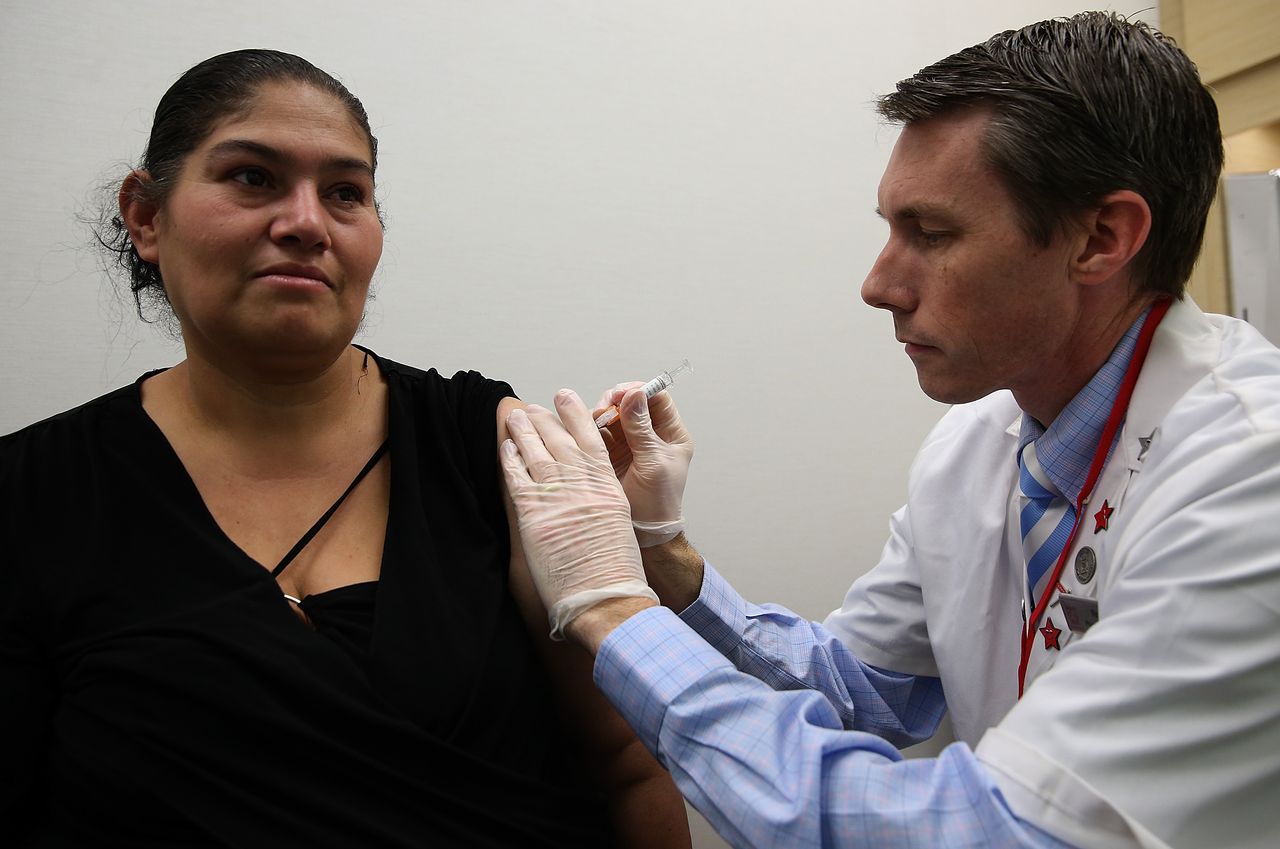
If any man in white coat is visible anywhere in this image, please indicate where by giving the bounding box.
[500,11,1280,849]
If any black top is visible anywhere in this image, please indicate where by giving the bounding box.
[0,351,614,848]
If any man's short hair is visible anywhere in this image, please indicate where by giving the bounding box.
[878,11,1223,298]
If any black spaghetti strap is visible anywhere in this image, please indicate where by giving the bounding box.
[272,438,391,578]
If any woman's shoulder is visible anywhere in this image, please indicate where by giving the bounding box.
[2,380,146,453]
[0,379,153,517]
[366,348,516,410]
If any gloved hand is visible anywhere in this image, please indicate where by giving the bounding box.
[594,384,694,547]
[502,391,658,640]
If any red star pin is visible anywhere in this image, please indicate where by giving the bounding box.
[1039,618,1062,650]
[1093,499,1114,533]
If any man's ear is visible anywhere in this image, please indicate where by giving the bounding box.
[118,171,162,264]
[1072,189,1152,286]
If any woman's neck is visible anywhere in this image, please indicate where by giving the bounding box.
[143,345,386,471]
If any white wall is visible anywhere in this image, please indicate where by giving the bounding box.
[0,2,1155,846]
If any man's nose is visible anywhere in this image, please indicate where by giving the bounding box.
[861,241,911,313]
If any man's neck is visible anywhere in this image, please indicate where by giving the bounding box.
[1016,294,1156,428]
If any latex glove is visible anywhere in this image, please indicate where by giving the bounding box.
[594,384,694,547]
[502,391,658,640]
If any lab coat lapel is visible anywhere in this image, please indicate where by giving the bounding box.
[1123,298,1220,462]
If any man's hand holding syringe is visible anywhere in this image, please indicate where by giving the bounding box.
[501,360,701,644]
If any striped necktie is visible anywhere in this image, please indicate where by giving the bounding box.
[1018,440,1076,603]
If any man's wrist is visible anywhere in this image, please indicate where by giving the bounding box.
[633,516,684,548]
[564,596,658,655]
[639,533,704,612]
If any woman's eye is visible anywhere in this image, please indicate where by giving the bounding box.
[231,167,271,188]
[330,185,365,204]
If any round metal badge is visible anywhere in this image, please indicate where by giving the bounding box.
[1075,547,1098,584]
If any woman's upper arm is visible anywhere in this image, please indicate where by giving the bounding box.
[493,396,692,847]
[495,397,545,631]
[0,608,51,820]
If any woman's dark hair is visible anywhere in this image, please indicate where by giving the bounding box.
[877,12,1223,298]
[96,49,379,319]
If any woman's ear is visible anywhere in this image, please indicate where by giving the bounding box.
[118,171,162,263]
[1071,189,1152,287]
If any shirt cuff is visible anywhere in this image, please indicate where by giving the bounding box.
[676,559,751,656]
[594,605,737,759]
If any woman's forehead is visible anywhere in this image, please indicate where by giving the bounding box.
[203,81,373,163]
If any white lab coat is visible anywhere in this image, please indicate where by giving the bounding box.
[825,298,1280,849]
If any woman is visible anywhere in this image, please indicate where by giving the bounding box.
[0,50,689,848]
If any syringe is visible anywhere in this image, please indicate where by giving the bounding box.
[594,359,692,429]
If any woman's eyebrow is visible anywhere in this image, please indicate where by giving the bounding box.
[204,138,373,176]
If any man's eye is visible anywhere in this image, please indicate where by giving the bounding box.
[919,229,948,247]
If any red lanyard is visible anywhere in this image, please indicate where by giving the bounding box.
[1017,298,1172,697]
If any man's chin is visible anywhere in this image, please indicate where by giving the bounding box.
[915,374,992,407]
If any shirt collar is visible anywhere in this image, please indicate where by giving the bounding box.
[1016,307,1151,503]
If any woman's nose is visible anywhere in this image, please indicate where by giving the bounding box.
[271,186,331,251]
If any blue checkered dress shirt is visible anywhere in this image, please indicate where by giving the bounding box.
[595,565,1076,848]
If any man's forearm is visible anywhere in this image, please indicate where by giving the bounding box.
[566,596,658,655]
[639,533,704,612]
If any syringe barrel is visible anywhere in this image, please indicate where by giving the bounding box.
[642,359,691,398]
[596,359,691,430]
[641,373,672,398]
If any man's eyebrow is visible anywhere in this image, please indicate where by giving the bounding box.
[204,138,374,176]
[874,203,952,222]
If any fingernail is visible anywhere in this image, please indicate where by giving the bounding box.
[555,388,578,404]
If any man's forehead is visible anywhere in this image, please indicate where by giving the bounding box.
[876,111,998,214]
[893,111,990,166]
